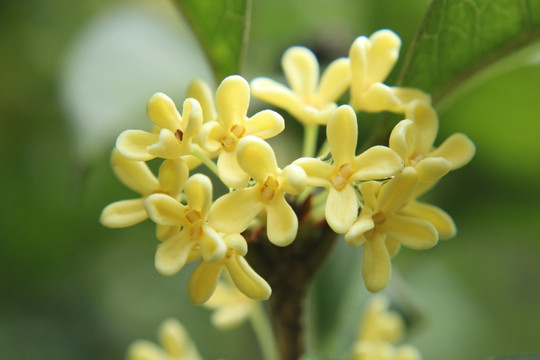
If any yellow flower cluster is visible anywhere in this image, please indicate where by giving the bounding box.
[100,29,475,304]
[353,296,421,360]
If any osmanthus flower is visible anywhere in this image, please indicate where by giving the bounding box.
[389,100,476,195]
[100,149,188,231]
[198,75,285,188]
[188,233,271,305]
[204,280,258,329]
[251,46,351,125]
[349,29,429,113]
[144,174,227,276]
[116,93,203,162]
[345,167,438,292]
[127,318,202,360]
[207,136,307,247]
[353,295,421,360]
[293,105,403,233]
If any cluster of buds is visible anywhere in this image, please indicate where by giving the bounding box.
[100,29,475,309]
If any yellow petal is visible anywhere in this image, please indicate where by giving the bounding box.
[198,120,225,153]
[145,193,186,226]
[146,92,181,131]
[116,130,158,161]
[405,100,438,154]
[361,82,401,112]
[147,128,186,159]
[393,87,431,108]
[349,35,369,97]
[376,167,417,214]
[188,261,223,305]
[292,157,332,188]
[217,149,250,189]
[416,157,451,184]
[327,105,358,165]
[389,119,415,163]
[362,233,392,293]
[187,79,217,122]
[358,181,381,210]
[225,254,271,300]
[215,75,250,129]
[430,133,476,170]
[127,340,168,360]
[223,233,248,256]
[185,174,213,216]
[380,214,438,250]
[282,164,307,195]
[211,304,253,330]
[366,29,401,84]
[111,149,159,195]
[236,136,279,182]
[208,187,264,234]
[400,201,456,240]
[386,237,401,257]
[244,109,285,139]
[155,224,180,242]
[180,98,203,140]
[159,319,188,357]
[250,77,301,112]
[155,232,196,276]
[345,213,374,247]
[282,46,319,96]
[326,184,358,233]
[317,57,351,103]
[100,199,147,228]
[352,146,403,181]
[266,196,298,246]
[157,159,189,199]
[200,225,227,263]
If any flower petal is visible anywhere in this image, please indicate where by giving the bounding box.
[400,201,456,240]
[188,261,223,304]
[147,128,186,159]
[198,120,225,153]
[185,174,213,216]
[159,319,189,358]
[180,98,203,140]
[292,157,332,188]
[430,133,476,170]
[200,225,227,263]
[405,100,438,154]
[362,233,392,293]
[146,92,181,131]
[282,164,307,195]
[266,196,298,246]
[380,214,438,250]
[223,233,248,256]
[385,237,401,257]
[111,149,159,195]
[155,232,196,276]
[100,199,147,228]
[389,119,415,163]
[116,130,158,161]
[244,109,284,139]
[282,46,319,96]
[250,77,301,112]
[215,75,250,129]
[155,224,180,242]
[326,184,358,233]
[345,213,374,247]
[317,57,351,103]
[157,159,189,199]
[145,193,186,226]
[360,82,401,112]
[236,136,279,182]
[187,79,217,122]
[225,254,271,300]
[327,105,358,165]
[208,187,264,234]
[217,149,250,189]
[366,29,401,84]
[211,304,253,330]
[127,340,168,360]
[352,146,403,181]
[376,167,417,214]
[416,157,451,184]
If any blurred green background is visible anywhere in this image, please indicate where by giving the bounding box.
[1,0,539,359]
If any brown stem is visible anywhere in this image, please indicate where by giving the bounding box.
[246,195,338,360]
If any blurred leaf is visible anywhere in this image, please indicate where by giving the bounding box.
[490,355,540,360]
[399,0,540,104]
[174,0,252,82]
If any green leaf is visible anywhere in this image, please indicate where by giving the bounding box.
[399,0,540,105]
[173,0,252,82]
[489,355,540,360]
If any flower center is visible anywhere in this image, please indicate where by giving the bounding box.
[372,211,387,225]
[221,124,246,151]
[185,209,202,238]
[175,129,184,142]
[410,153,424,166]
[260,175,279,202]
[332,163,354,190]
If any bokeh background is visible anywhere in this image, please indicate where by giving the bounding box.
[1,0,539,359]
